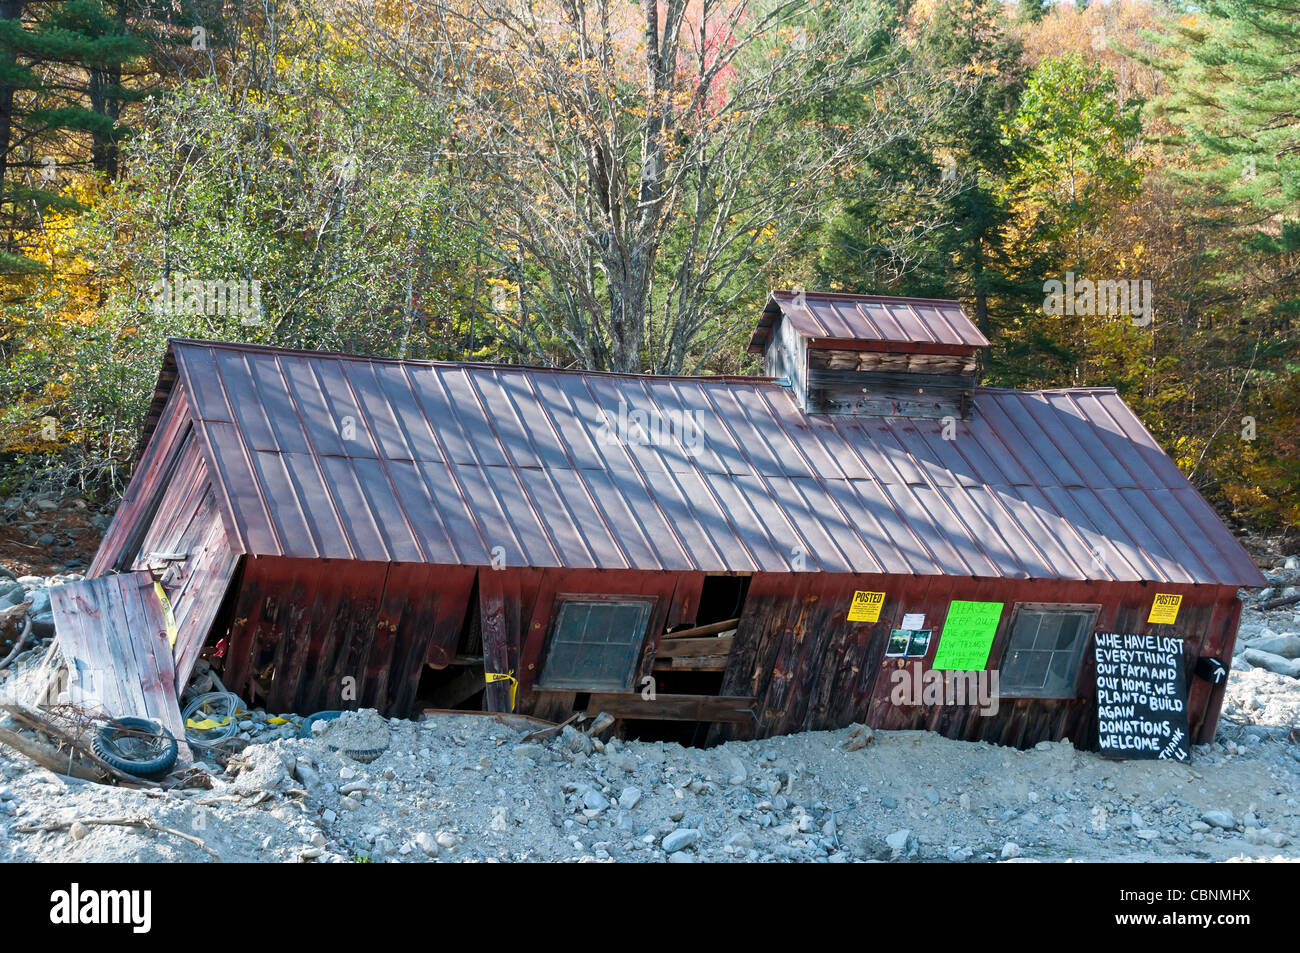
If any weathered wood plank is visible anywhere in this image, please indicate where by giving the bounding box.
[584,693,757,724]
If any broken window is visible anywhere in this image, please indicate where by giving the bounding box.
[537,598,654,692]
[999,605,1097,698]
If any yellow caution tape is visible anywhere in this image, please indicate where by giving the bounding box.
[484,670,518,711]
[154,581,179,650]
[186,716,230,731]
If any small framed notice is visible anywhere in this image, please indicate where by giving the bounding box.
[901,613,925,630]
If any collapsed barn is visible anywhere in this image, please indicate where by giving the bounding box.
[52,291,1265,753]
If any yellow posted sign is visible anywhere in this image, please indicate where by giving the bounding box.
[847,591,886,623]
[1147,593,1182,625]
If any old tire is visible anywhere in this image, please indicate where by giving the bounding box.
[91,717,178,779]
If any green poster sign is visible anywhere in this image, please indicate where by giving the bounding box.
[931,600,1004,671]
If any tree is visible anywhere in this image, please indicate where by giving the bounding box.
[0,0,146,273]
[348,0,953,374]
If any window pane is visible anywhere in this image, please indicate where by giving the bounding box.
[1034,614,1064,650]
[999,607,1096,697]
[538,599,652,691]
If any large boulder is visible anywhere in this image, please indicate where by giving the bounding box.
[1249,633,1300,659]
[1242,648,1300,679]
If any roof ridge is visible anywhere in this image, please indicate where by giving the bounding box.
[166,338,773,385]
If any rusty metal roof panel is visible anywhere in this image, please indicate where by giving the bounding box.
[749,291,991,351]
[165,340,1264,586]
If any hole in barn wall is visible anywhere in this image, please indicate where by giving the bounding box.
[675,574,750,630]
[415,584,485,712]
[619,575,749,748]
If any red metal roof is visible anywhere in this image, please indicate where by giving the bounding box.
[159,339,1263,586]
[748,290,991,352]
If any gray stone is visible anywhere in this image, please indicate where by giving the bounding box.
[1001,841,1021,859]
[885,829,910,852]
[1242,649,1300,679]
[880,795,898,809]
[1200,809,1236,830]
[583,789,610,811]
[1249,634,1300,659]
[662,828,700,853]
[414,831,439,857]
[619,786,642,811]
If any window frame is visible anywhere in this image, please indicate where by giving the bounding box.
[997,602,1100,700]
[535,594,657,693]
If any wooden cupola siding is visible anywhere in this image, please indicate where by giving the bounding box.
[750,290,989,419]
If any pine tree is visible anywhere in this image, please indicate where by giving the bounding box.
[818,0,1028,338]
[0,0,146,273]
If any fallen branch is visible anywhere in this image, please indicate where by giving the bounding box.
[1256,592,1300,611]
[0,613,33,671]
[16,816,220,860]
[0,701,161,787]
[0,725,101,781]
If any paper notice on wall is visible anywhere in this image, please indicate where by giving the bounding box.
[901,613,925,630]
[931,600,1004,671]
[1147,593,1183,625]
[847,591,886,623]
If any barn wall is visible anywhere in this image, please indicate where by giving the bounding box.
[221,557,476,716]
[213,558,1242,751]
[90,385,196,577]
[709,573,1242,749]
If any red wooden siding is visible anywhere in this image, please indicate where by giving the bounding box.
[221,557,475,716]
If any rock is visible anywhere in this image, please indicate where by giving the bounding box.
[662,829,700,853]
[923,787,940,806]
[583,789,610,811]
[885,829,910,852]
[1245,829,1290,848]
[619,786,642,811]
[1190,821,1211,833]
[414,831,439,857]
[1241,649,1300,679]
[435,831,457,850]
[69,821,89,841]
[1001,842,1021,859]
[300,846,322,860]
[1200,809,1236,830]
[29,611,54,638]
[843,724,874,751]
[511,744,546,761]
[1250,634,1300,659]
[16,576,42,587]
[880,795,898,809]
[726,757,747,785]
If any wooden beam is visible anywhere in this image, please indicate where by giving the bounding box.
[655,635,734,658]
[653,656,729,671]
[663,618,739,639]
[584,693,757,724]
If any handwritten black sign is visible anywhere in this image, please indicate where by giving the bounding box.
[1093,632,1189,762]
